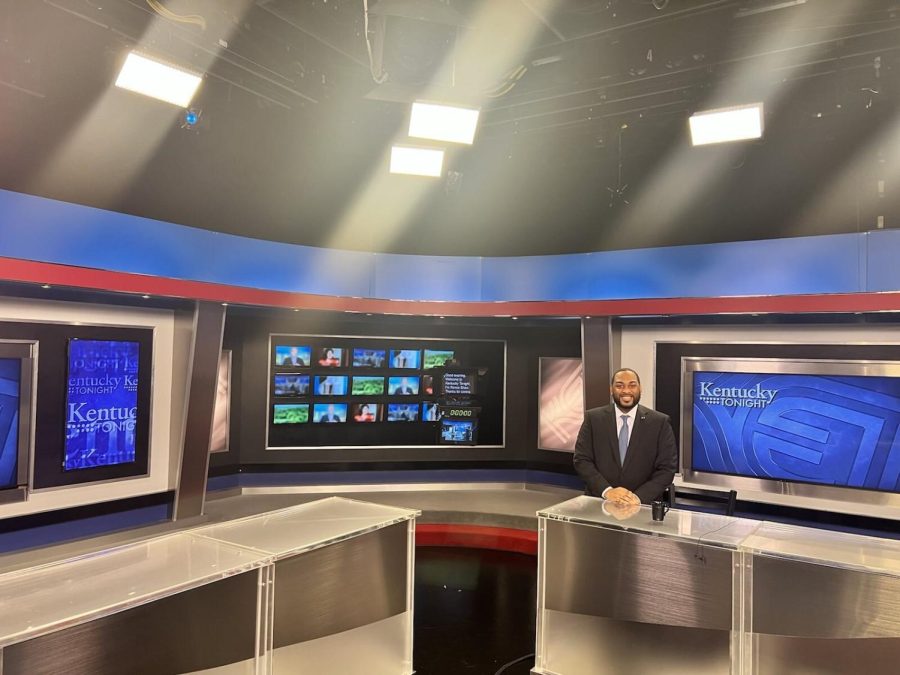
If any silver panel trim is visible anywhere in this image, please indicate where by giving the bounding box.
[680,356,900,510]
[543,519,733,630]
[264,332,507,450]
[272,523,408,647]
[753,554,900,638]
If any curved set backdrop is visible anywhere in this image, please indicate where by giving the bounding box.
[2,187,900,309]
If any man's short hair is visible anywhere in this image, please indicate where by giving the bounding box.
[610,368,641,385]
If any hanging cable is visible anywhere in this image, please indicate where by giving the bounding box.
[363,0,388,84]
[486,65,528,98]
[146,0,207,30]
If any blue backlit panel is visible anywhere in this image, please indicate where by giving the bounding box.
[65,340,140,471]
[0,358,20,489]
[692,371,900,492]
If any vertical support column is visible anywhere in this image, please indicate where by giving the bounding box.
[581,317,614,410]
[256,563,275,675]
[731,550,755,675]
[532,515,547,674]
[173,301,226,520]
[404,519,416,675]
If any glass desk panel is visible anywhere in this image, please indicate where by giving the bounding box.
[0,532,269,648]
[195,496,419,559]
[538,495,761,548]
[742,520,900,577]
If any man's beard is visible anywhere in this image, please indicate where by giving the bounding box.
[613,391,641,411]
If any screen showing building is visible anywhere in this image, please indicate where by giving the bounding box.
[274,374,310,397]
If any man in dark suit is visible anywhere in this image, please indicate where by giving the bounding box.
[574,368,677,505]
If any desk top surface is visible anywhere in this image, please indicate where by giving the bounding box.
[540,495,900,576]
[194,496,419,559]
[539,496,760,548]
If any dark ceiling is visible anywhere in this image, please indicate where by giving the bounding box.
[2,0,900,257]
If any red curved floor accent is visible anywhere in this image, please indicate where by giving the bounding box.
[416,524,537,555]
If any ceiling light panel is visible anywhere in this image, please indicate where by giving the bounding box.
[390,146,445,177]
[115,52,202,108]
[689,103,764,146]
[409,102,480,145]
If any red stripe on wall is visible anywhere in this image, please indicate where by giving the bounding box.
[416,524,538,555]
[4,256,900,317]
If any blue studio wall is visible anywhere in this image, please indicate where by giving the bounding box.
[2,188,900,301]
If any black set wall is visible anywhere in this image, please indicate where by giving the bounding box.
[210,310,582,476]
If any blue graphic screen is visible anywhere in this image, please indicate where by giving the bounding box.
[692,371,900,492]
[0,358,21,489]
[65,340,140,471]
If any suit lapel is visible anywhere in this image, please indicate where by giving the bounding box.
[603,403,622,467]
[603,405,623,468]
[622,405,647,473]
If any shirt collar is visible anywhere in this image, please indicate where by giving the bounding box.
[614,405,638,422]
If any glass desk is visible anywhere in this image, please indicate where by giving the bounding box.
[533,495,900,675]
[195,496,419,675]
[0,496,419,675]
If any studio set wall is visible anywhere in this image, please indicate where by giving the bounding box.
[0,297,175,521]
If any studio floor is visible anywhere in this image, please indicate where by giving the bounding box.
[415,547,536,675]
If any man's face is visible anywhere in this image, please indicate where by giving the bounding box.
[611,370,641,411]
[290,347,299,357]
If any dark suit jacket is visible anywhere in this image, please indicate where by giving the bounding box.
[573,404,677,504]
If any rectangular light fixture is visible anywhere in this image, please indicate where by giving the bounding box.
[115,51,202,108]
[409,102,480,145]
[689,103,764,146]
[390,146,445,177]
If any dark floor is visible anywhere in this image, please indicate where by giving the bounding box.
[414,547,537,675]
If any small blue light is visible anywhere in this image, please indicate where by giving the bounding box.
[184,110,198,126]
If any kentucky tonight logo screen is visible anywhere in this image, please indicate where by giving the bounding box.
[65,339,140,471]
[692,371,900,492]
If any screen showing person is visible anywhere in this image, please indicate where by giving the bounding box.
[441,419,475,443]
[351,403,381,422]
[351,376,385,396]
[441,371,477,396]
[422,401,441,422]
[315,375,348,395]
[388,376,420,395]
[422,375,433,396]
[64,339,140,471]
[273,404,309,424]
[387,403,419,422]
[273,374,310,397]
[352,348,386,368]
[313,403,347,423]
[317,347,344,367]
[275,345,311,367]
[423,349,455,369]
[390,349,421,369]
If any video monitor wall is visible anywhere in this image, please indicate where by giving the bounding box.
[681,357,900,497]
[267,335,505,448]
